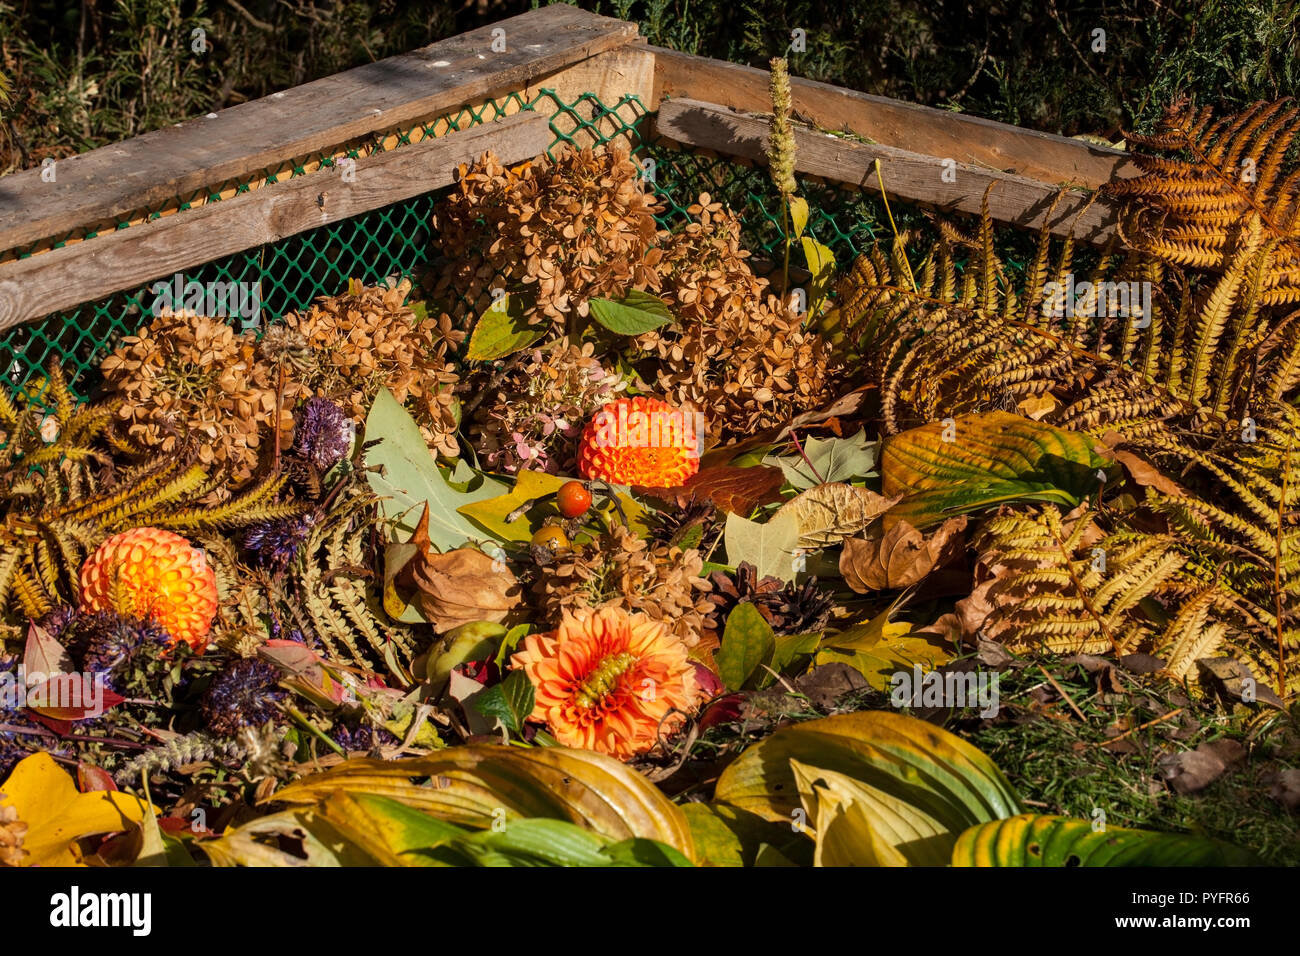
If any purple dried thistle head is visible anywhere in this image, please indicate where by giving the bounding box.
[294,397,352,472]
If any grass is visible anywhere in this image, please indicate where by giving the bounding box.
[960,658,1300,866]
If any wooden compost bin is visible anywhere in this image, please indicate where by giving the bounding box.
[0,4,1137,386]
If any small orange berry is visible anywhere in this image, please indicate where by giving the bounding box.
[556,480,593,518]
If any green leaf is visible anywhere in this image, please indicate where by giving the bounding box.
[364,388,506,547]
[882,411,1114,530]
[723,509,800,582]
[716,601,777,691]
[471,669,536,734]
[465,293,545,361]
[459,469,648,542]
[588,290,675,335]
[601,838,695,867]
[801,237,837,310]
[788,196,810,239]
[952,815,1260,867]
[763,428,878,491]
[770,631,821,681]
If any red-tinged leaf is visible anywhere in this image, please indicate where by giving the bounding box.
[692,661,725,699]
[25,710,72,736]
[698,693,746,730]
[24,621,72,678]
[642,465,786,515]
[78,763,118,792]
[26,673,125,720]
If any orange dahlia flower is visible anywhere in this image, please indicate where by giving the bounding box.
[577,396,701,488]
[511,605,706,759]
[80,527,219,651]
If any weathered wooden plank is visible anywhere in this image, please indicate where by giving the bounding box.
[649,47,1137,192]
[0,112,550,332]
[655,99,1120,244]
[0,6,638,253]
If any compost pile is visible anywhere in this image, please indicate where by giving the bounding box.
[1,87,1298,868]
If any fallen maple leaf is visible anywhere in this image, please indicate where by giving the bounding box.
[840,516,968,591]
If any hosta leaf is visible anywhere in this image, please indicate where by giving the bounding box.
[951,815,1259,867]
[589,290,675,335]
[465,292,544,361]
[714,712,1021,834]
[881,411,1113,529]
[364,388,506,547]
[792,760,954,866]
[270,744,695,860]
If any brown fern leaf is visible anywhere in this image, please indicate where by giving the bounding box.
[1107,98,1300,304]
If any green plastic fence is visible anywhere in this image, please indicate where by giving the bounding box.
[0,89,893,405]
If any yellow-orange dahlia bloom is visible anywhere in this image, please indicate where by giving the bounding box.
[577,396,701,488]
[79,528,219,650]
[511,605,706,759]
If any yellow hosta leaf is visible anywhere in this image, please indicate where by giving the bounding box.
[271,744,694,861]
[714,712,1021,833]
[792,760,955,866]
[881,411,1113,529]
[0,753,152,867]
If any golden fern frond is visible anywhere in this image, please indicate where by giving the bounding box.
[1108,97,1300,304]
[967,506,1198,659]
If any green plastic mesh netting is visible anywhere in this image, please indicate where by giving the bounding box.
[1,89,897,405]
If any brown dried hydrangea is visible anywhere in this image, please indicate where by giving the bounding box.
[433,144,664,329]
[100,280,465,482]
[100,311,290,484]
[467,338,626,474]
[634,195,837,439]
[530,524,713,649]
[282,279,464,457]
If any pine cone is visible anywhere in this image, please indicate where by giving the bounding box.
[704,562,783,633]
[647,498,722,552]
[763,577,835,635]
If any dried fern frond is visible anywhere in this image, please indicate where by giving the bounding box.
[1107,98,1300,304]
[964,506,1205,659]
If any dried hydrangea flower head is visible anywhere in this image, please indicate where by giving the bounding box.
[99,312,290,487]
[634,197,837,439]
[282,278,463,457]
[530,523,712,650]
[510,605,707,759]
[434,144,665,329]
[469,339,626,474]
